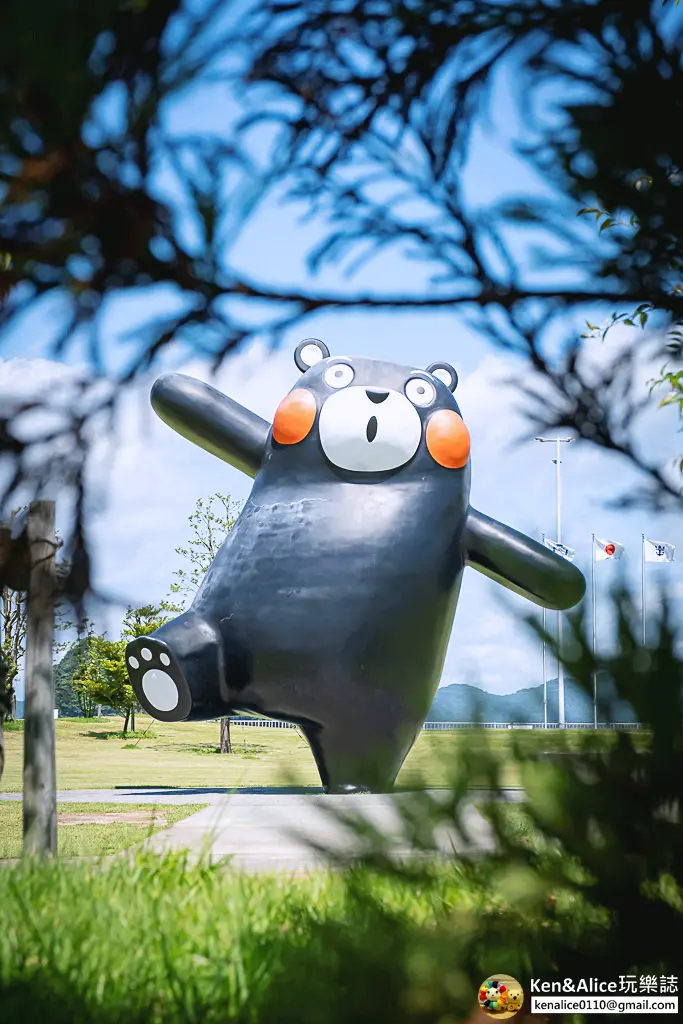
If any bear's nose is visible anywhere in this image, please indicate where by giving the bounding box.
[366,389,389,403]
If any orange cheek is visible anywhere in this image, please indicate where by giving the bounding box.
[272,388,317,445]
[425,409,470,468]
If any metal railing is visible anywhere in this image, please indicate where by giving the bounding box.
[228,718,298,728]
[226,718,643,731]
[421,721,643,730]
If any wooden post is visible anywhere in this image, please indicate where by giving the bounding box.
[23,501,57,858]
[220,716,232,753]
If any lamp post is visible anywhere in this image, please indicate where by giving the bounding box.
[541,532,547,729]
[535,436,573,728]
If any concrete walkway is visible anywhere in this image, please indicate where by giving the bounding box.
[0,786,315,805]
[1,787,524,871]
[143,792,502,871]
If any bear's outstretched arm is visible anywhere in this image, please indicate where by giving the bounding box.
[151,373,270,477]
[464,507,585,610]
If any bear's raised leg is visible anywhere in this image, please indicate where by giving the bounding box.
[126,610,226,722]
[302,718,419,794]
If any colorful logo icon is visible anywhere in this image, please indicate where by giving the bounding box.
[478,975,524,1017]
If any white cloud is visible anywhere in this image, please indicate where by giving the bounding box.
[86,341,300,614]
[0,355,87,399]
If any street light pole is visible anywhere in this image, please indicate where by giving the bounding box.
[535,436,573,728]
[541,532,547,730]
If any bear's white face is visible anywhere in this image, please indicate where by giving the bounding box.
[318,378,428,472]
[271,344,470,474]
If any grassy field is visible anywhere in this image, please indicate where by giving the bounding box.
[1,716,642,792]
[0,801,205,859]
[0,722,672,1022]
[0,851,489,1023]
[0,845,570,1024]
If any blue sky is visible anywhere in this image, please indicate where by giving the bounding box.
[2,8,681,700]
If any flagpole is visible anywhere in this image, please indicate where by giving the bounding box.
[555,437,565,729]
[591,534,597,729]
[641,533,646,646]
[535,435,573,728]
[542,532,547,729]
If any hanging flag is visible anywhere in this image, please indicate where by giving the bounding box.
[643,538,675,563]
[544,538,576,562]
[594,537,625,561]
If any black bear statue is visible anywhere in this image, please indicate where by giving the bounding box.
[126,339,585,792]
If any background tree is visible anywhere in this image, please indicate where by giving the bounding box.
[0,506,30,724]
[81,636,136,735]
[170,493,242,753]
[69,622,100,720]
[0,585,25,721]
[64,603,178,728]
[0,507,27,784]
[53,612,96,717]
[122,602,181,640]
[170,494,242,601]
[0,652,8,781]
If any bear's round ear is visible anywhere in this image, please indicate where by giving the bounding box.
[426,361,458,393]
[294,338,331,373]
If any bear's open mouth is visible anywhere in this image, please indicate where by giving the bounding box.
[318,385,422,471]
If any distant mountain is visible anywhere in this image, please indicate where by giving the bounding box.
[427,674,637,724]
[15,699,24,720]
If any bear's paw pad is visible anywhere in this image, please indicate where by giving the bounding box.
[126,638,181,713]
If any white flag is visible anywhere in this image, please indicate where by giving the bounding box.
[643,538,675,563]
[544,538,576,562]
[594,537,625,561]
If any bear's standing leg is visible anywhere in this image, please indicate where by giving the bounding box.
[126,610,226,722]
[302,718,419,794]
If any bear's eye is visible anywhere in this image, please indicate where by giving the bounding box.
[405,377,436,407]
[324,363,355,389]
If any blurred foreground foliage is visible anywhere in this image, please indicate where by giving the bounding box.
[0,588,680,1023]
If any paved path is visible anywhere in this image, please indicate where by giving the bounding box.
[142,792,503,871]
[0,786,524,804]
[1,787,524,871]
[0,786,321,805]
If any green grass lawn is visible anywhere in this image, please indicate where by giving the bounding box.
[2,717,323,791]
[0,724,672,1023]
[0,802,206,859]
[1,716,645,792]
[0,849,529,1023]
